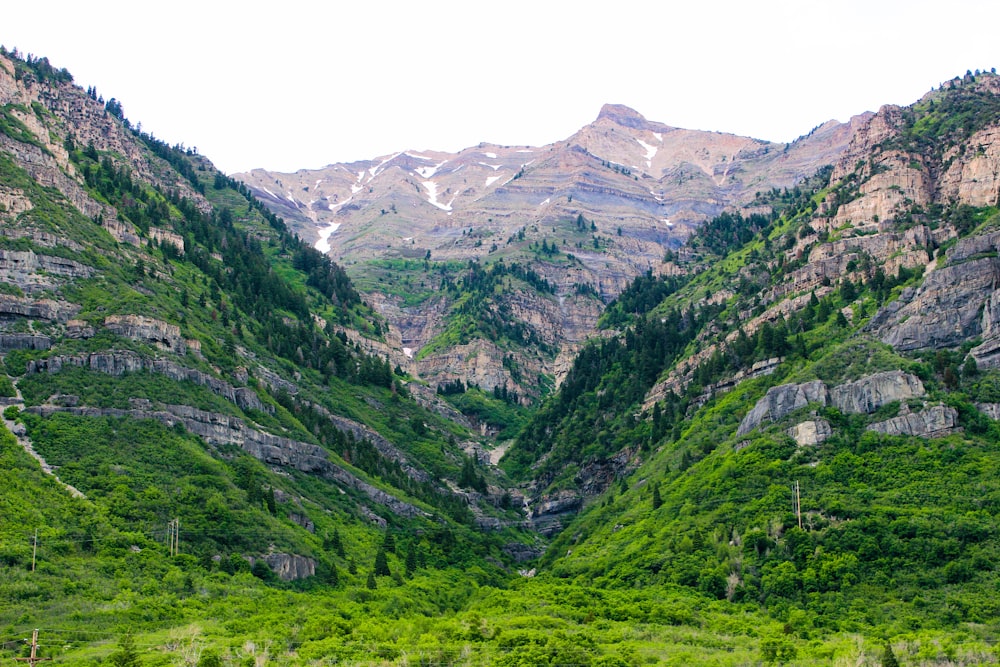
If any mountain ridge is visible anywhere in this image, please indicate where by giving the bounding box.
[236,102,870,401]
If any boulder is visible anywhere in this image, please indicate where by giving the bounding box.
[787,419,832,446]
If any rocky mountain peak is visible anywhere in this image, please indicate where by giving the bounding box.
[595,103,653,130]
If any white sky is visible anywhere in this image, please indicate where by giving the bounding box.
[3,1,999,175]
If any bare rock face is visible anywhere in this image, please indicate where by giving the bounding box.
[0,249,95,292]
[257,553,316,581]
[0,294,79,322]
[867,405,960,438]
[829,371,925,415]
[736,380,828,436]
[976,403,1000,420]
[529,491,583,537]
[26,351,268,414]
[938,123,1000,207]
[738,371,927,436]
[104,314,186,354]
[787,419,832,446]
[870,231,1000,351]
[0,334,51,351]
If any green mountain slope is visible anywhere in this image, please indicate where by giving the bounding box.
[5,47,1000,665]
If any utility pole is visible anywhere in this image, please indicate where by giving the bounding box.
[31,529,37,572]
[15,629,51,666]
[792,481,802,530]
[168,518,180,556]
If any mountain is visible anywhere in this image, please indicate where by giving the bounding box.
[236,105,867,404]
[4,43,1000,665]
[0,47,545,660]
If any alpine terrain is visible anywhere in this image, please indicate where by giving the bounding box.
[3,45,1000,665]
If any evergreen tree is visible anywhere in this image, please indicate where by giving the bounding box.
[652,483,662,510]
[374,548,391,577]
[108,631,142,667]
[881,641,900,667]
[405,543,418,576]
[325,528,345,558]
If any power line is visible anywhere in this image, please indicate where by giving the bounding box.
[13,629,51,666]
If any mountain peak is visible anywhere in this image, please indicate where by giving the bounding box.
[596,103,648,129]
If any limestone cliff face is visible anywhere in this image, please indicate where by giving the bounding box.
[0,55,197,246]
[869,230,1000,353]
[736,371,929,437]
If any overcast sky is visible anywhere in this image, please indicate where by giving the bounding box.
[3,1,999,175]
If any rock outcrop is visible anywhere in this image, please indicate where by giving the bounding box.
[738,371,926,436]
[0,249,95,292]
[529,490,583,537]
[787,419,832,446]
[867,405,960,438]
[0,294,79,322]
[26,351,268,413]
[104,315,186,354]
[829,371,925,415]
[870,230,1000,352]
[25,403,429,519]
[737,380,828,436]
[261,553,316,581]
[0,334,51,351]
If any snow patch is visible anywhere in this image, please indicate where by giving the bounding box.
[315,222,342,253]
[329,196,353,210]
[415,159,448,180]
[517,149,534,153]
[485,175,501,187]
[636,138,657,167]
[484,152,497,158]
[479,162,503,171]
[653,132,662,142]
[539,197,551,206]
[663,219,673,227]
[262,187,277,199]
[405,152,433,160]
[403,347,414,359]
[422,180,456,211]
[314,179,323,189]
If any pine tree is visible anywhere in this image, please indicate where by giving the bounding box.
[374,548,391,577]
[405,544,418,576]
[881,641,900,667]
[652,483,662,510]
[108,631,142,667]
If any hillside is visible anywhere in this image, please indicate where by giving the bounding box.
[4,45,1000,666]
